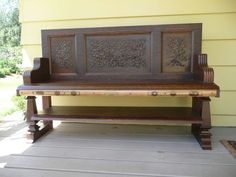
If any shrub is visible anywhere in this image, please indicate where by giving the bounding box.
[0,46,22,75]
[0,69,6,77]
[12,96,26,111]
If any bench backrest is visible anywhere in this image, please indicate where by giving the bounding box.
[42,23,202,82]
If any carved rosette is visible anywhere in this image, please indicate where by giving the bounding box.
[86,37,149,73]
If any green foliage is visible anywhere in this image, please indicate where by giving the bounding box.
[0,0,23,118]
[0,0,22,77]
[0,68,11,76]
[0,96,26,118]
[12,96,26,111]
[0,69,6,77]
[0,0,21,47]
[0,46,22,77]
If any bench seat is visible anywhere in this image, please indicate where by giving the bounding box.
[17,81,219,97]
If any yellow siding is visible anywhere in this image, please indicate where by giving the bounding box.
[203,40,236,66]
[19,0,236,22]
[21,13,236,45]
[19,0,236,126]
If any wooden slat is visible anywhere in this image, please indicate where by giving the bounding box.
[0,168,146,177]
[17,146,236,165]
[18,89,218,97]
[19,0,236,22]
[6,155,236,177]
[17,81,220,97]
[33,134,226,153]
[33,106,202,125]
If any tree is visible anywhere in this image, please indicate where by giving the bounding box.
[0,0,21,77]
[0,0,21,47]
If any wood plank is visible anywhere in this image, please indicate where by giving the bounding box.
[32,134,226,153]
[18,89,219,97]
[0,121,26,137]
[18,146,236,165]
[21,13,236,45]
[48,122,236,139]
[27,122,226,153]
[33,106,202,125]
[6,155,236,177]
[20,0,236,22]
[0,168,150,177]
[45,130,197,143]
[53,122,192,135]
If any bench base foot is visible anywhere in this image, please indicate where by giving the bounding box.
[27,120,53,143]
[26,96,53,143]
[192,124,212,150]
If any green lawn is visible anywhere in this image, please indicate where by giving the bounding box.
[0,75,23,119]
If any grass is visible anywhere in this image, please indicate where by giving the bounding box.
[0,75,24,119]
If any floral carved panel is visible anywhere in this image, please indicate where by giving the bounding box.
[86,34,151,73]
[162,32,192,73]
[50,36,76,73]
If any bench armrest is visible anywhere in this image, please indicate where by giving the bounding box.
[194,54,214,83]
[23,57,50,84]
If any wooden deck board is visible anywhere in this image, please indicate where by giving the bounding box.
[1,121,236,177]
[0,168,154,177]
[5,155,236,177]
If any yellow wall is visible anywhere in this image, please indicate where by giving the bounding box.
[19,0,236,126]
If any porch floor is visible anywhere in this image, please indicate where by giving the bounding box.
[0,118,236,177]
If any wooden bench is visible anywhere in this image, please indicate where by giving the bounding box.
[17,23,220,150]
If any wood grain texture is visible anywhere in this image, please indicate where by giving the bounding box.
[18,89,219,97]
[32,106,202,125]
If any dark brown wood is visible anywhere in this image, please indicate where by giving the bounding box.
[194,54,215,84]
[192,97,212,150]
[26,96,52,143]
[17,23,220,150]
[41,23,202,82]
[23,58,50,84]
[33,106,202,123]
[42,96,53,130]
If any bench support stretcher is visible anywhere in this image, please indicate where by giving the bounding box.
[26,95,212,150]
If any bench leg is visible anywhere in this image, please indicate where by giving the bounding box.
[192,97,212,150]
[26,96,52,143]
[42,96,53,129]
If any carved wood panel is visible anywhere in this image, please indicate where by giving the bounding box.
[49,36,76,74]
[161,32,192,73]
[86,34,151,74]
[42,24,201,81]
